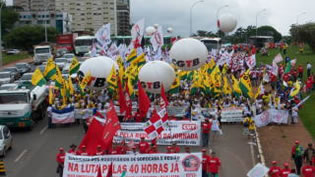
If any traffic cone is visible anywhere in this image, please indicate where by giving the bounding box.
[0,159,6,176]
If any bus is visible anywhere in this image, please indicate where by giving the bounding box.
[112,36,172,46]
[249,36,274,48]
[74,36,96,56]
[199,37,222,51]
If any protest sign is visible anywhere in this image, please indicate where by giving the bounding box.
[221,107,244,123]
[52,106,75,124]
[63,153,202,177]
[114,121,201,146]
[254,109,289,127]
[247,163,269,177]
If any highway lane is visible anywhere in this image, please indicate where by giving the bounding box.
[4,119,85,177]
[3,120,257,177]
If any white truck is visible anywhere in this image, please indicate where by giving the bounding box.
[0,83,47,129]
[33,45,53,64]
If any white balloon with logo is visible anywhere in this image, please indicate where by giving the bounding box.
[138,61,176,93]
[169,38,208,71]
[79,56,117,89]
[217,14,237,33]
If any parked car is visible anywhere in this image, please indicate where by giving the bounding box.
[0,125,13,157]
[37,65,46,73]
[2,67,20,80]
[6,49,20,55]
[55,58,67,70]
[0,83,19,90]
[15,72,33,84]
[0,72,14,85]
[63,53,75,59]
[15,63,31,75]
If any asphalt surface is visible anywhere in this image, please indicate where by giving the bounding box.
[3,118,258,177]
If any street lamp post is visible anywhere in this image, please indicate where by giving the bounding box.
[189,0,204,36]
[44,2,50,43]
[255,8,266,37]
[296,12,306,24]
[0,0,6,67]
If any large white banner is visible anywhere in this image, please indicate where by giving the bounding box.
[114,121,201,146]
[221,107,244,123]
[254,109,289,127]
[63,153,202,177]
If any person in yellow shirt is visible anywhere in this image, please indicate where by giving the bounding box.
[243,114,255,139]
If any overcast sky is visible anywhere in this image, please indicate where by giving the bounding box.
[7,0,314,37]
[131,0,314,37]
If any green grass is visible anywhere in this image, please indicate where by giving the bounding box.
[257,45,315,138]
[3,52,31,65]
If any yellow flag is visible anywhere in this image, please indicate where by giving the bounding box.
[31,68,46,86]
[239,69,253,98]
[80,71,91,90]
[48,86,54,105]
[68,76,75,95]
[107,65,117,88]
[223,76,232,95]
[290,81,301,97]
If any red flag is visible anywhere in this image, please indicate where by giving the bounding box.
[97,165,103,177]
[106,163,113,177]
[118,79,127,114]
[124,83,133,120]
[102,101,121,145]
[144,110,165,138]
[137,81,151,118]
[160,85,169,107]
[159,85,169,121]
[79,118,107,155]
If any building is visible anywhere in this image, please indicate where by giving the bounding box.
[17,11,72,34]
[116,0,130,36]
[55,0,117,35]
[13,0,56,12]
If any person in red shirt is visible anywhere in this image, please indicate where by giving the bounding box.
[76,145,89,156]
[166,146,173,154]
[268,161,282,177]
[148,145,158,154]
[68,144,77,155]
[185,147,191,153]
[306,76,314,93]
[283,73,290,82]
[207,151,221,177]
[298,65,304,79]
[301,162,315,177]
[201,118,212,147]
[171,142,180,153]
[94,145,105,156]
[138,137,150,153]
[56,148,66,177]
[280,163,291,177]
[116,140,128,154]
[202,149,210,177]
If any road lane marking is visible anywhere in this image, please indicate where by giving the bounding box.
[249,140,256,166]
[14,149,28,163]
[39,126,48,135]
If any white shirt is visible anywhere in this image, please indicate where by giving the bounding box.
[307,63,312,69]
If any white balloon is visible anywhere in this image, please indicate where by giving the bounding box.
[169,38,208,71]
[79,56,117,89]
[167,27,173,33]
[138,61,176,93]
[218,14,237,33]
[145,26,156,36]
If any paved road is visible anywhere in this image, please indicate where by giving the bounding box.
[3,119,258,177]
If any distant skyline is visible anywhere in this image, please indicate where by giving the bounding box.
[7,0,315,37]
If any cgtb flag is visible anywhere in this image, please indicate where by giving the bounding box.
[144,110,165,139]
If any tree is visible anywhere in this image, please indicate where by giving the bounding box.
[1,4,19,35]
[257,25,282,42]
[290,23,315,52]
[4,25,57,51]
